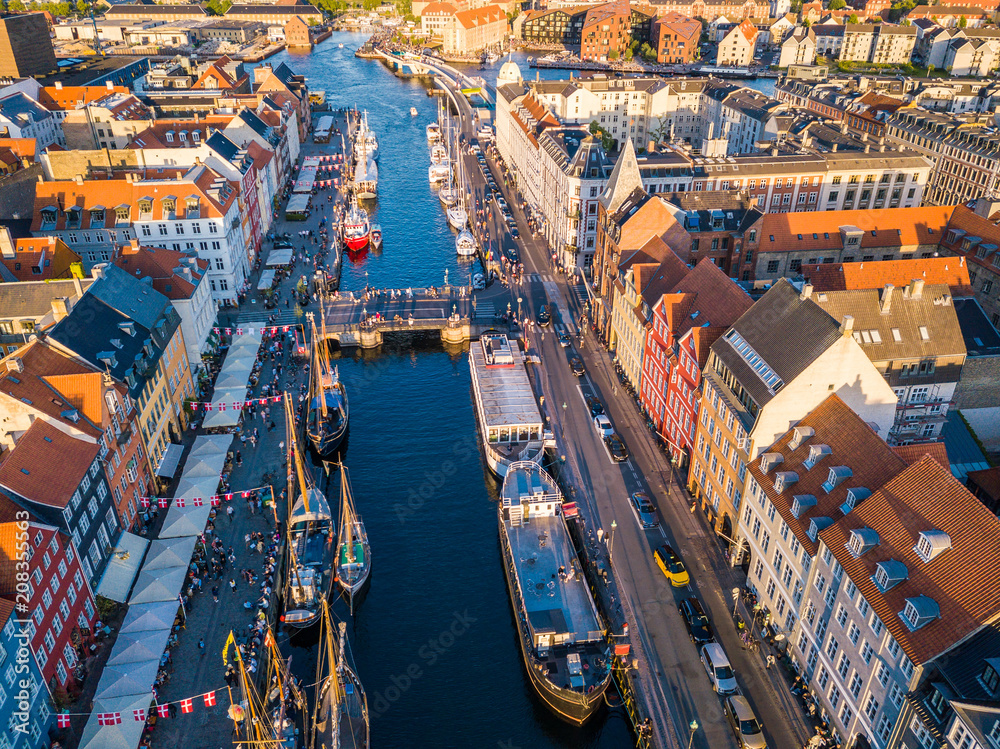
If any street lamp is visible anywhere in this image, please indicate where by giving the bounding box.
[687,720,699,749]
[609,519,617,561]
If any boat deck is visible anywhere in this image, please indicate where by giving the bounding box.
[507,513,602,644]
[470,337,542,433]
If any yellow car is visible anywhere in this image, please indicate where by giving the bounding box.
[654,544,690,587]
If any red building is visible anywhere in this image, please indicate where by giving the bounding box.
[581,0,632,62]
[651,11,702,63]
[639,259,753,462]
[0,517,98,689]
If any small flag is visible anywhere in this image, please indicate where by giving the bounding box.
[242,491,249,498]
[180,699,193,714]
[246,327,254,335]
[236,328,243,336]
[211,497,221,507]
[224,328,232,335]
[212,327,219,334]
[157,704,170,718]
[272,396,281,404]
[98,712,122,726]
[191,402,198,411]
[139,497,150,508]
[158,497,169,508]
[282,325,289,332]
[193,497,204,507]
[175,497,186,508]
[133,708,146,722]
[203,691,216,707]
[225,493,233,501]
[204,403,213,411]
[57,714,71,728]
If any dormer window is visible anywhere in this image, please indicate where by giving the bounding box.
[787,425,815,451]
[915,530,951,563]
[774,471,799,493]
[41,207,57,228]
[804,444,832,470]
[166,130,175,143]
[90,208,105,227]
[979,659,1000,696]
[162,198,176,218]
[760,452,783,473]
[138,199,153,218]
[822,466,852,493]
[791,494,817,518]
[902,595,940,631]
[115,205,130,224]
[807,516,833,542]
[848,527,879,557]
[840,487,870,516]
[98,352,117,369]
[66,206,82,229]
[873,560,908,592]
[185,197,200,218]
[118,321,136,337]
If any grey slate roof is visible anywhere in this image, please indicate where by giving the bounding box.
[88,264,171,333]
[0,93,52,126]
[0,279,94,319]
[713,278,842,408]
[953,296,1000,358]
[206,130,240,161]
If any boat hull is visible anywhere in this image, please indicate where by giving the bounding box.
[498,520,610,725]
[308,419,348,457]
[344,234,369,252]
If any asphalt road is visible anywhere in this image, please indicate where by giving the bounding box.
[433,73,813,749]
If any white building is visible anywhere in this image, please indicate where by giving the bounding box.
[0,92,62,150]
[718,20,758,66]
[778,27,817,68]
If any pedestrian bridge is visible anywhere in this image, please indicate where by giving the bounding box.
[369,49,494,107]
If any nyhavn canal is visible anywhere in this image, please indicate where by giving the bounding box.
[262,34,634,749]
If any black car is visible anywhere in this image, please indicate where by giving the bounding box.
[537,305,551,326]
[570,356,585,376]
[678,598,714,645]
[584,394,604,417]
[511,227,520,239]
[604,433,628,461]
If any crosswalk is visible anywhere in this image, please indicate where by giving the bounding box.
[569,282,590,307]
[525,272,555,284]
[473,301,496,319]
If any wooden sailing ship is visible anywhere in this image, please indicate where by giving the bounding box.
[306,310,349,457]
[310,600,369,749]
[333,463,370,615]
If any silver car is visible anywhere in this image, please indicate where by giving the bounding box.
[724,695,767,749]
[628,492,658,529]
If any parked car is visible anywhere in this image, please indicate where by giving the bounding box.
[604,433,628,461]
[628,492,659,529]
[653,544,689,587]
[584,394,604,417]
[496,196,508,210]
[593,414,613,437]
[700,643,738,695]
[724,695,766,748]
[678,598,713,645]
[511,227,520,239]
[537,305,551,326]
[570,356,586,376]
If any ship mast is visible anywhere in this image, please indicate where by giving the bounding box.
[309,599,342,749]
[340,463,355,564]
[309,315,329,419]
[286,393,311,515]
[229,630,282,748]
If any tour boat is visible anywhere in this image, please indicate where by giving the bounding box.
[428,164,450,184]
[338,43,345,48]
[354,156,378,200]
[426,122,441,142]
[455,227,477,256]
[410,107,418,117]
[370,224,382,250]
[353,111,379,162]
[334,463,370,615]
[307,314,349,457]
[447,204,467,230]
[499,463,612,725]
[313,602,369,749]
[342,200,370,252]
[469,333,546,477]
[438,183,458,207]
[282,396,335,631]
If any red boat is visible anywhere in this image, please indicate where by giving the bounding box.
[342,200,370,252]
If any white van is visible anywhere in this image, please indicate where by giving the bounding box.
[700,642,738,695]
[593,414,613,437]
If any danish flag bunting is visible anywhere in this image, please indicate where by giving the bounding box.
[193,497,204,507]
[180,699,194,714]
[140,497,150,508]
[157,704,170,718]
[272,396,281,404]
[158,497,169,508]
[175,497,186,508]
[133,709,146,722]
[224,328,232,335]
[190,402,198,411]
[203,691,217,707]
[211,496,221,507]
[57,714,71,728]
[236,328,243,336]
[98,712,122,726]
[225,493,233,501]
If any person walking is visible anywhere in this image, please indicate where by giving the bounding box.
[212,585,220,603]
[227,505,235,522]
[198,639,206,656]
[230,578,237,593]
[766,654,776,670]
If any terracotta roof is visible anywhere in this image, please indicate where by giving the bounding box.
[748,394,908,556]
[686,324,728,368]
[37,85,131,112]
[0,419,98,509]
[943,205,1000,273]
[664,258,754,338]
[0,237,81,282]
[0,137,36,161]
[761,205,954,253]
[821,456,1000,666]
[0,597,14,628]
[128,117,232,149]
[802,257,972,294]
[891,442,950,472]
[737,19,758,43]
[454,4,506,29]
[620,234,689,284]
[113,244,207,301]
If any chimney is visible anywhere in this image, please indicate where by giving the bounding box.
[5,357,23,374]
[51,297,70,322]
[0,226,14,259]
[106,80,114,90]
[880,284,894,314]
[54,81,63,90]
[840,314,855,337]
[92,264,107,280]
[800,282,814,300]
[75,174,84,185]
[72,273,83,298]
[130,238,140,251]
[909,278,924,299]
[647,140,656,153]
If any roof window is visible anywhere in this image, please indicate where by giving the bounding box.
[914,530,951,563]
[760,452,783,473]
[901,596,939,631]
[788,425,815,451]
[873,560,908,592]
[807,516,834,542]
[822,466,852,493]
[840,487,870,516]
[791,494,817,518]
[848,527,879,558]
[774,471,798,494]
[804,444,831,470]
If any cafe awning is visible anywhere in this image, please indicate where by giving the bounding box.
[95,531,150,603]
[267,248,294,266]
[258,268,276,290]
[155,443,184,478]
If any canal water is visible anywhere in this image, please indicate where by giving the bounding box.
[260,34,634,749]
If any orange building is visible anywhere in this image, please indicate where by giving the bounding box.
[581,0,632,62]
[651,11,702,63]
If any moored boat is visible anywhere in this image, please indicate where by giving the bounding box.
[430,143,448,164]
[334,463,370,614]
[469,332,546,477]
[456,227,477,256]
[438,185,458,207]
[410,107,418,116]
[353,111,379,162]
[342,200,370,252]
[447,204,467,229]
[499,462,612,725]
[282,395,335,630]
[428,164,450,184]
[354,156,378,200]
[307,313,349,457]
[426,122,441,142]
[312,602,369,749]
[370,224,383,250]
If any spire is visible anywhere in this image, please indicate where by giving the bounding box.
[600,137,642,214]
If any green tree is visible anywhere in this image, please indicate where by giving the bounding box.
[828,0,846,9]
[608,49,619,60]
[76,0,88,15]
[927,63,935,76]
[623,48,633,61]
[7,0,26,10]
[848,13,859,23]
[362,0,378,9]
[206,0,232,14]
[958,14,967,27]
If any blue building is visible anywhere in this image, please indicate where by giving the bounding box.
[0,598,54,748]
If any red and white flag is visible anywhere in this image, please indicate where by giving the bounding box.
[158,497,169,508]
[236,328,243,336]
[133,708,146,722]
[203,691,217,707]
[180,699,194,714]
[224,328,232,335]
[98,712,122,726]
[190,402,199,411]
[57,714,71,728]
[139,497,150,508]
[211,496,221,507]
[175,497,186,508]
[225,493,233,501]
[157,704,170,718]
[193,497,204,507]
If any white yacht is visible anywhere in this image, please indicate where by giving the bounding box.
[428,164,450,183]
[426,122,441,142]
[455,227,477,256]
[447,204,467,230]
[410,107,418,117]
[354,111,379,162]
[430,143,447,164]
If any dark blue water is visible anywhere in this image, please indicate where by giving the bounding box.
[261,35,633,749]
